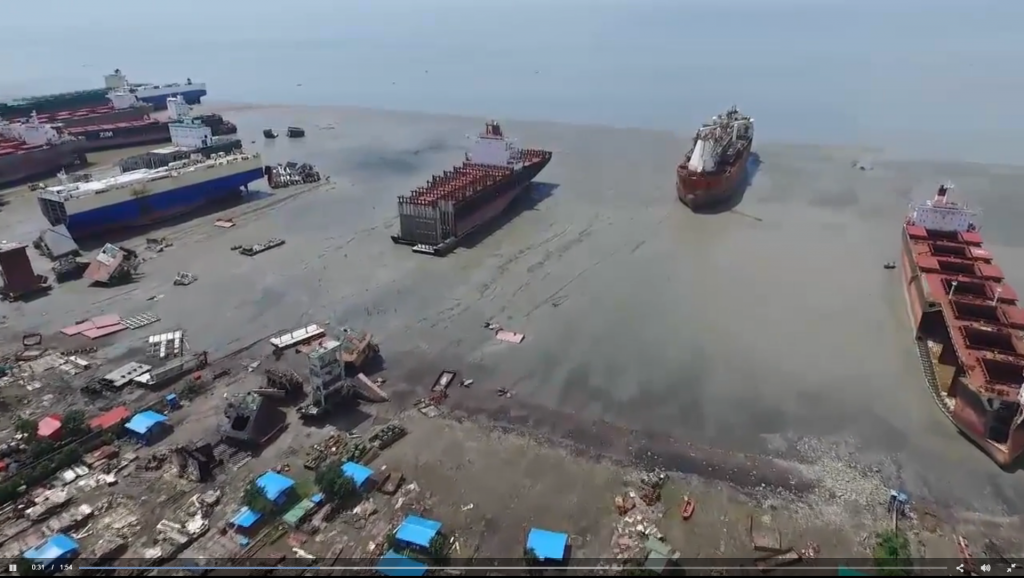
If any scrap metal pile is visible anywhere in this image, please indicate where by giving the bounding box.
[233,238,286,257]
[52,256,88,283]
[266,161,321,189]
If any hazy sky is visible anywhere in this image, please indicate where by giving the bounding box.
[2,0,1021,162]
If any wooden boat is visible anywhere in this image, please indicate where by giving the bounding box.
[680,497,695,520]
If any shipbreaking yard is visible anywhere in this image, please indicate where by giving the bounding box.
[4,104,1024,571]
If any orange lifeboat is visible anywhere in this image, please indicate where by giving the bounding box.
[680,498,695,520]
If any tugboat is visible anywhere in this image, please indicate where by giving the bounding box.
[263,129,278,139]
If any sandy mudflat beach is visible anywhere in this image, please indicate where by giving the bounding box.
[5,103,1024,522]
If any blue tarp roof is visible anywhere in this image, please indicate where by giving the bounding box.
[311,493,324,504]
[125,410,168,435]
[341,461,373,488]
[395,515,442,548]
[24,534,79,562]
[256,470,295,501]
[231,507,262,528]
[377,550,428,577]
[527,528,568,561]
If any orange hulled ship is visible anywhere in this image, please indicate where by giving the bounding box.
[902,183,1024,466]
[676,106,754,210]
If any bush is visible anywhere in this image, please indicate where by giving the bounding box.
[242,481,277,515]
[314,460,358,503]
[874,529,912,576]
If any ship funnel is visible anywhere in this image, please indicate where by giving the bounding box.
[935,182,954,204]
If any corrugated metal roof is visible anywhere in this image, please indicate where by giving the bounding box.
[88,406,131,430]
[282,499,317,526]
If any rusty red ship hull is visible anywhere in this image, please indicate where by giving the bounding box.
[676,141,751,210]
[0,141,85,189]
[66,119,171,153]
[8,103,154,129]
[901,221,1024,466]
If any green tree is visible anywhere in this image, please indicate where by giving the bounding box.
[314,460,358,503]
[15,417,36,438]
[427,533,449,564]
[873,529,912,576]
[62,408,88,438]
[26,439,56,461]
[242,481,276,515]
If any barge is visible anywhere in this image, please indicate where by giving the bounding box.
[390,121,552,256]
[901,183,1024,466]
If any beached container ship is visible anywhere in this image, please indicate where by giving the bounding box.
[0,115,85,189]
[901,184,1024,466]
[390,121,552,256]
[36,151,264,239]
[676,106,754,210]
[65,119,171,153]
[0,69,204,118]
[4,89,153,128]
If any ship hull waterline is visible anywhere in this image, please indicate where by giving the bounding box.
[391,156,551,256]
[50,167,265,240]
[676,143,752,210]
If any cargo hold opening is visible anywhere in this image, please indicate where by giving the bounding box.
[932,243,970,258]
[926,229,961,241]
[980,357,1024,385]
[945,278,989,299]
[937,259,977,276]
[952,301,1002,324]
[961,326,1016,354]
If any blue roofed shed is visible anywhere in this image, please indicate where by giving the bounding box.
[231,507,262,529]
[377,550,428,577]
[395,515,442,548]
[124,411,169,444]
[527,528,569,561]
[341,461,373,489]
[256,470,295,504]
[24,534,79,564]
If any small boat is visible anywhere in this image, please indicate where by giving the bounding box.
[286,126,305,138]
[680,497,695,520]
[883,262,896,270]
[263,129,278,139]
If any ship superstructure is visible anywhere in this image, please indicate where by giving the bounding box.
[37,151,264,239]
[117,100,241,172]
[901,183,1024,466]
[676,106,754,210]
[390,121,552,256]
[107,69,207,110]
[0,114,84,188]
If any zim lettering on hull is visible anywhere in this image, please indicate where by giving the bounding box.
[98,131,114,139]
